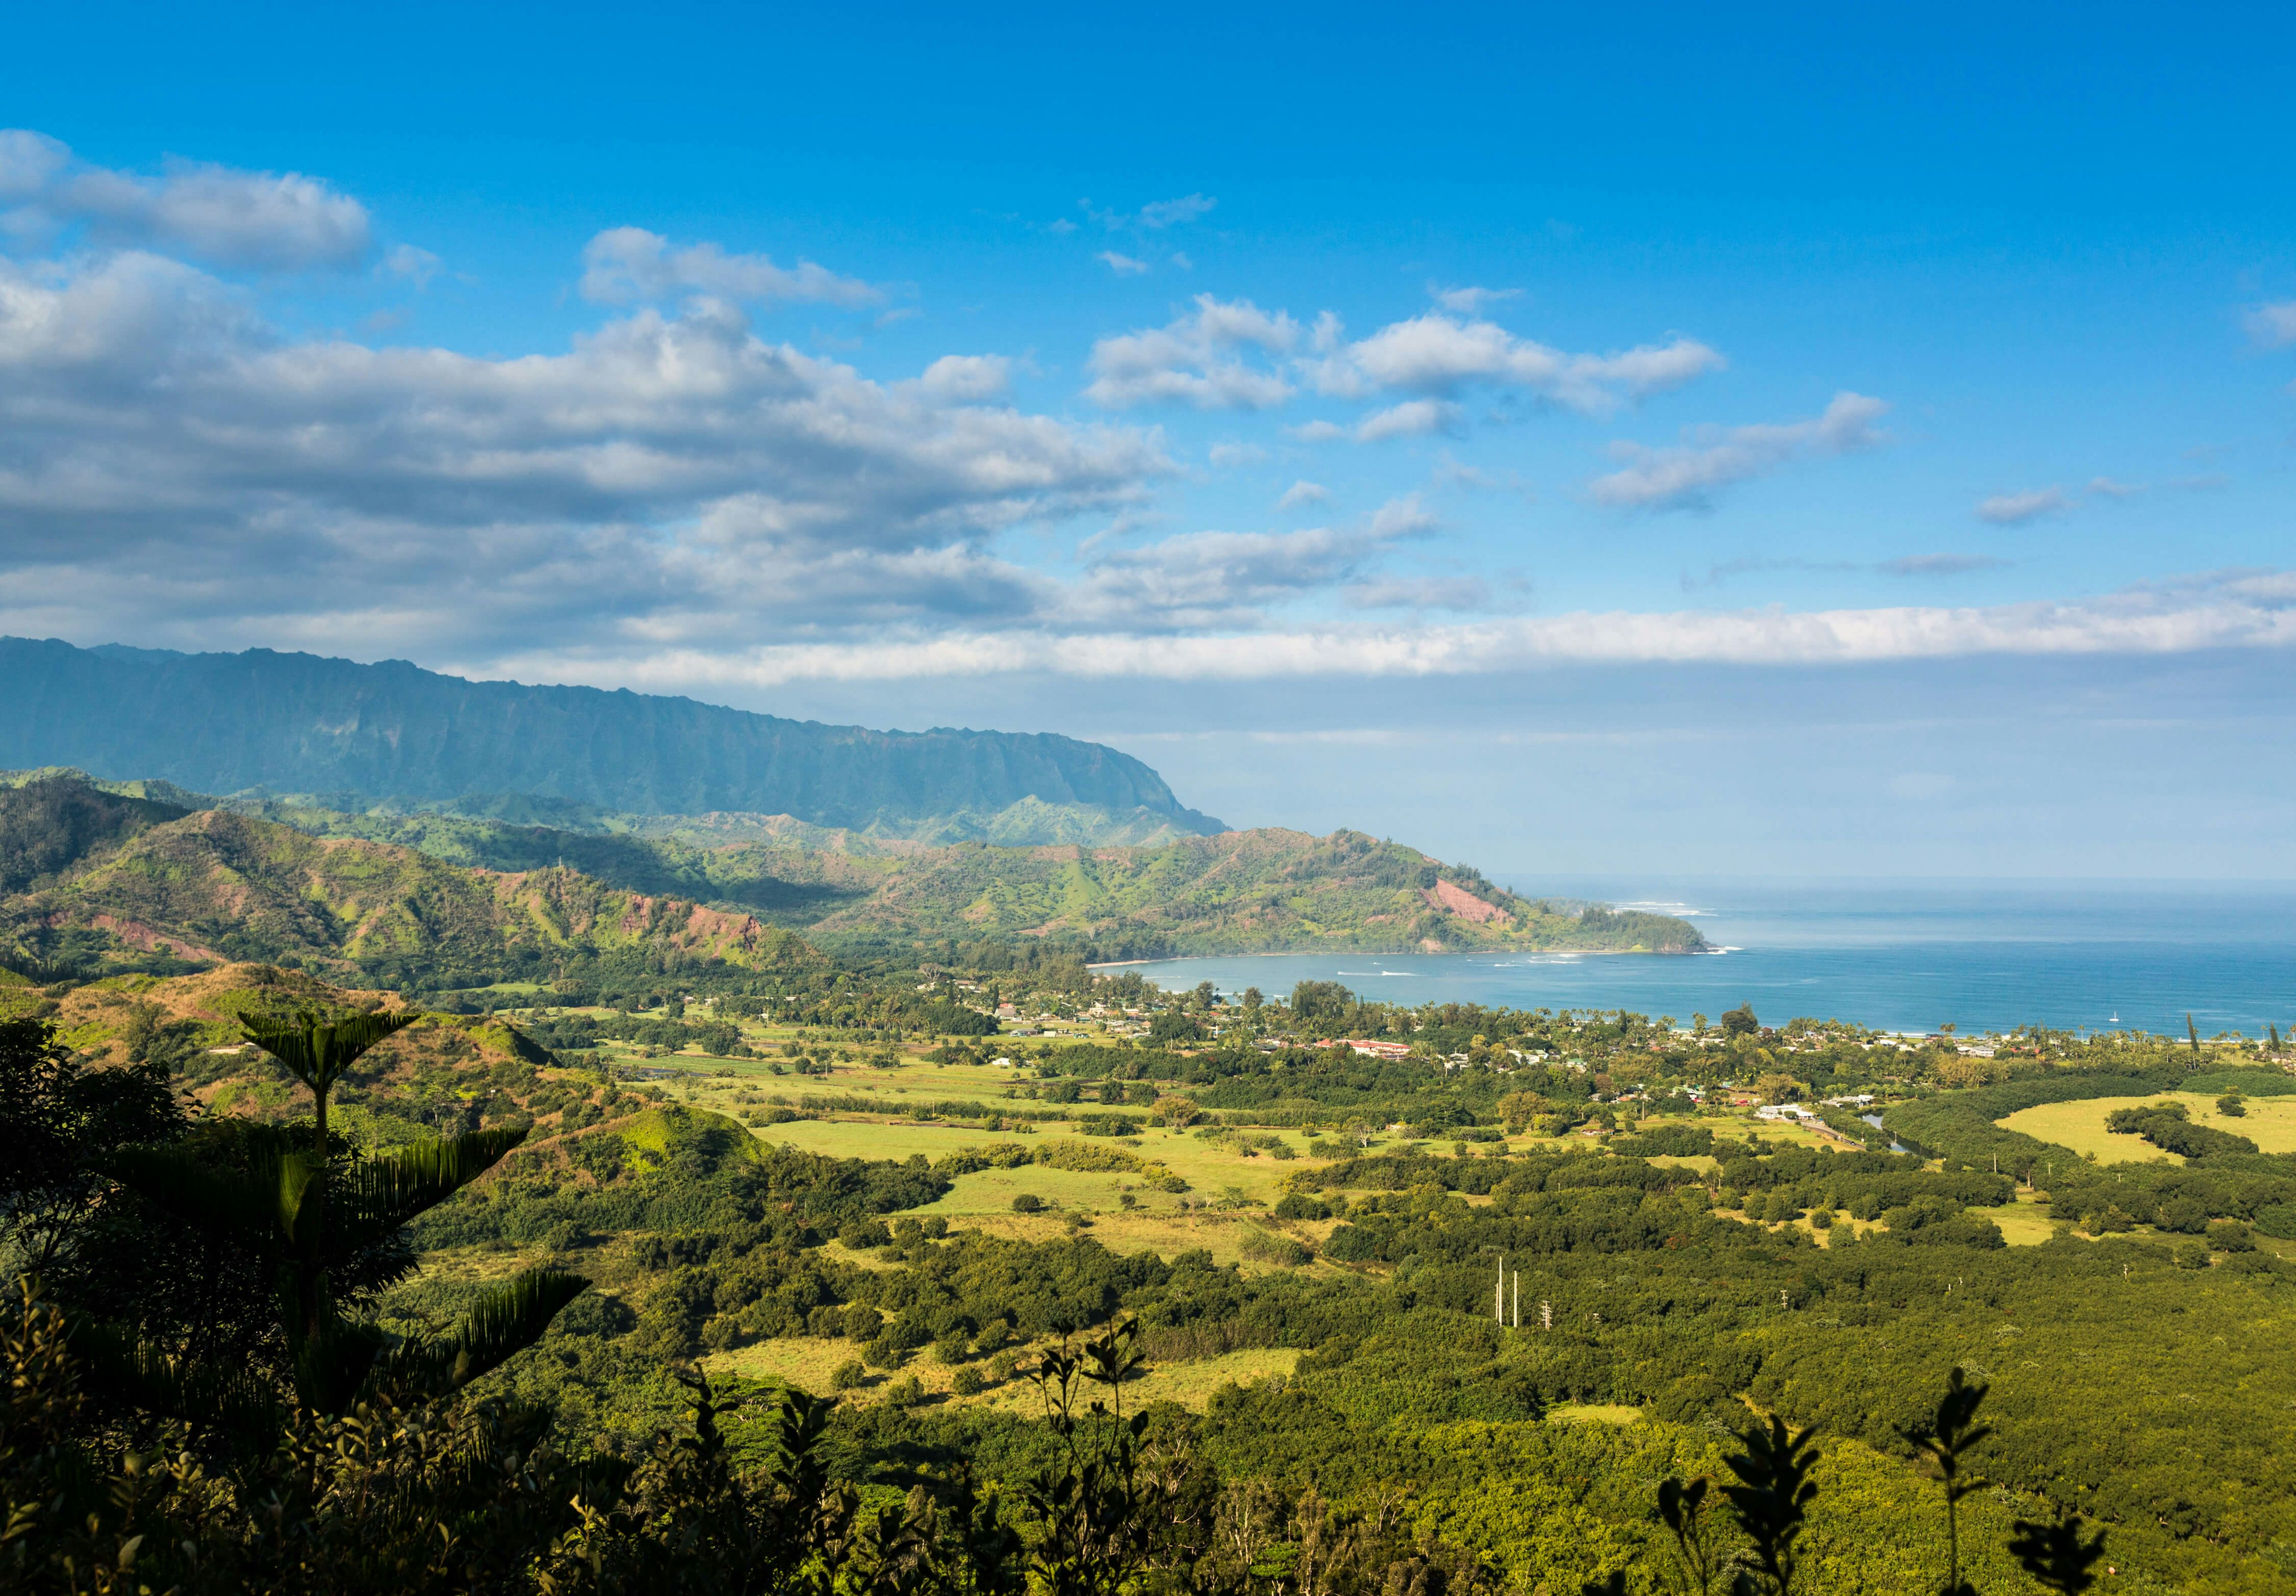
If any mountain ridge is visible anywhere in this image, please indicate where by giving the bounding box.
[0,637,1224,842]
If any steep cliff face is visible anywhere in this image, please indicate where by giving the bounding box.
[0,637,1224,837]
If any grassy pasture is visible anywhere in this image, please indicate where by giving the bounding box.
[1996,1091,2296,1164]
[703,1338,1300,1414]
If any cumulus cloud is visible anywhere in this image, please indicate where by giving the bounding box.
[1974,487,2067,525]
[1066,493,1436,630]
[1208,442,1269,467]
[915,353,1012,402]
[1074,526,1382,629]
[579,227,881,307]
[0,246,1166,655]
[1087,296,1719,427]
[1085,294,1299,409]
[0,128,371,270]
[1286,420,1348,442]
[1355,398,1457,442]
[1096,250,1151,276]
[1366,492,1439,539]
[2245,301,2296,348]
[1588,392,1889,511]
[1317,314,1723,412]
[1277,479,1330,508]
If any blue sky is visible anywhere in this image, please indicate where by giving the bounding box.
[3,2,2293,877]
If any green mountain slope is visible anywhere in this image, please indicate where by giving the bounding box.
[0,637,1225,842]
[1,774,1706,971]
[795,828,1708,956]
[175,787,1702,956]
[0,778,823,988]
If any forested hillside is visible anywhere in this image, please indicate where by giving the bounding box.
[2,773,1707,968]
[0,637,1225,840]
[0,778,824,991]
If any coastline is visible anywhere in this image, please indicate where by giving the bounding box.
[1090,944,1716,970]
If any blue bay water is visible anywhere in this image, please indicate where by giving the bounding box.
[1126,879,2296,1038]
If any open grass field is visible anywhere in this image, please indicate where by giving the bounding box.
[1547,1404,1642,1425]
[1996,1091,2296,1164]
[1992,1192,2057,1246]
[703,1338,1300,1413]
[922,1206,1344,1273]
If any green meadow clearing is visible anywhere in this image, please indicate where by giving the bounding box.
[1998,1090,2296,1164]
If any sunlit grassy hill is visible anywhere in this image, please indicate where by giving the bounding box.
[0,775,825,986]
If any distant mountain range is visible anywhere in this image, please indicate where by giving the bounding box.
[0,637,1223,845]
[0,773,1707,983]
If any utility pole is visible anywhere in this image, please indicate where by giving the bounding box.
[1513,1272,1519,1329]
[1540,1298,1552,1331]
[1495,1255,1505,1326]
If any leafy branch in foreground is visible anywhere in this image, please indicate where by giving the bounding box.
[1901,1365,1991,1595]
[2008,1513,2109,1594]
[1718,1415,1820,1595]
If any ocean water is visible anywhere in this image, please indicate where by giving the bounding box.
[1125,879,2296,1038]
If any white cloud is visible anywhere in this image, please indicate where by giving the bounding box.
[0,247,1167,654]
[1170,251,1194,271]
[511,568,2296,687]
[2086,476,2140,499]
[1321,314,1723,412]
[1975,487,2067,525]
[1430,284,1520,314]
[1208,442,1269,467]
[1286,420,1348,442]
[1060,493,1435,629]
[1086,194,1217,232]
[1097,250,1151,276]
[1,129,371,270]
[578,227,881,307]
[0,130,71,200]
[1588,392,1889,510]
[383,243,441,289]
[2245,301,2296,348]
[1074,525,1381,628]
[1138,194,1216,229]
[1085,294,1299,409]
[1277,479,1330,508]
[1086,295,1720,427]
[1366,493,1439,540]
[1355,398,1457,442]
[914,353,1012,402]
